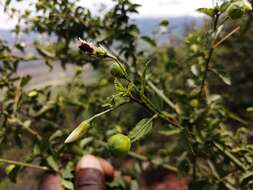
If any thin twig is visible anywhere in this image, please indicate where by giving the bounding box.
[213,26,240,48]
[96,140,178,173]
[213,142,248,171]
[199,14,220,99]
[147,80,176,111]
[0,158,48,171]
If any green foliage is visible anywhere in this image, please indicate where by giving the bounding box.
[1,0,253,189]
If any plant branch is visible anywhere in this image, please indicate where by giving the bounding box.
[147,80,176,111]
[213,142,248,171]
[199,14,220,99]
[96,140,178,173]
[213,26,240,48]
[0,158,48,171]
[8,116,42,140]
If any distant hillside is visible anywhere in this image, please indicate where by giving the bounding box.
[0,16,203,43]
[0,16,203,89]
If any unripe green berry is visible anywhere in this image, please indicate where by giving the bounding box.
[108,133,131,157]
[110,62,126,78]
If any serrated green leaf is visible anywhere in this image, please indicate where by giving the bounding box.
[114,78,126,93]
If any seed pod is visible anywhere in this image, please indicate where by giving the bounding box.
[110,62,126,78]
[108,133,131,157]
[65,120,90,143]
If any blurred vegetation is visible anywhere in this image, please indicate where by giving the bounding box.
[1,0,253,189]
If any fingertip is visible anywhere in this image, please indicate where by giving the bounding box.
[99,158,114,177]
[38,173,64,190]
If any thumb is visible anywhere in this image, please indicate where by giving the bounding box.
[75,155,106,190]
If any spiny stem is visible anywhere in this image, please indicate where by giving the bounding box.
[0,158,48,171]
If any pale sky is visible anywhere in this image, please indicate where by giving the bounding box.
[0,0,214,29]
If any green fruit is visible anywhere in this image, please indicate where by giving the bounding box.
[110,62,126,78]
[108,133,131,156]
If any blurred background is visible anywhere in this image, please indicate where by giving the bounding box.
[1,0,253,189]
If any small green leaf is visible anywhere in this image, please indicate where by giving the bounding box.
[62,162,74,179]
[246,107,253,112]
[114,78,126,93]
[35,43,55,58]
[5,164,16,175]
[197,8,217,17]
[191,65,199,76]
[46,156,59,171]
[240,171,253,186]
[211,69,231,85]
[130,180,139,190]
[129,115,157,143]
[5,165,20,183]
[61,179,74,190]
[159,19,169,26]
[141,36,156,47]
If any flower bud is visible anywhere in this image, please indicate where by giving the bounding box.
[108,133,131,157]
[110,62,126,78]
[65,120,90,143]
[95,46,108,57]
[78,38,108,58]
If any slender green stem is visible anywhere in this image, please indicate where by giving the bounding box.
[8,116,42,140]
[107,47,180,128]
[89,108,114,121]
[147,80,176,111]
[89,101,129,122]
[213,142,248,171]
[128,151,178,173]
[199,14,220,99]
[213,26,240,48]
[96,140,178,173]
[0,158,48,171]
